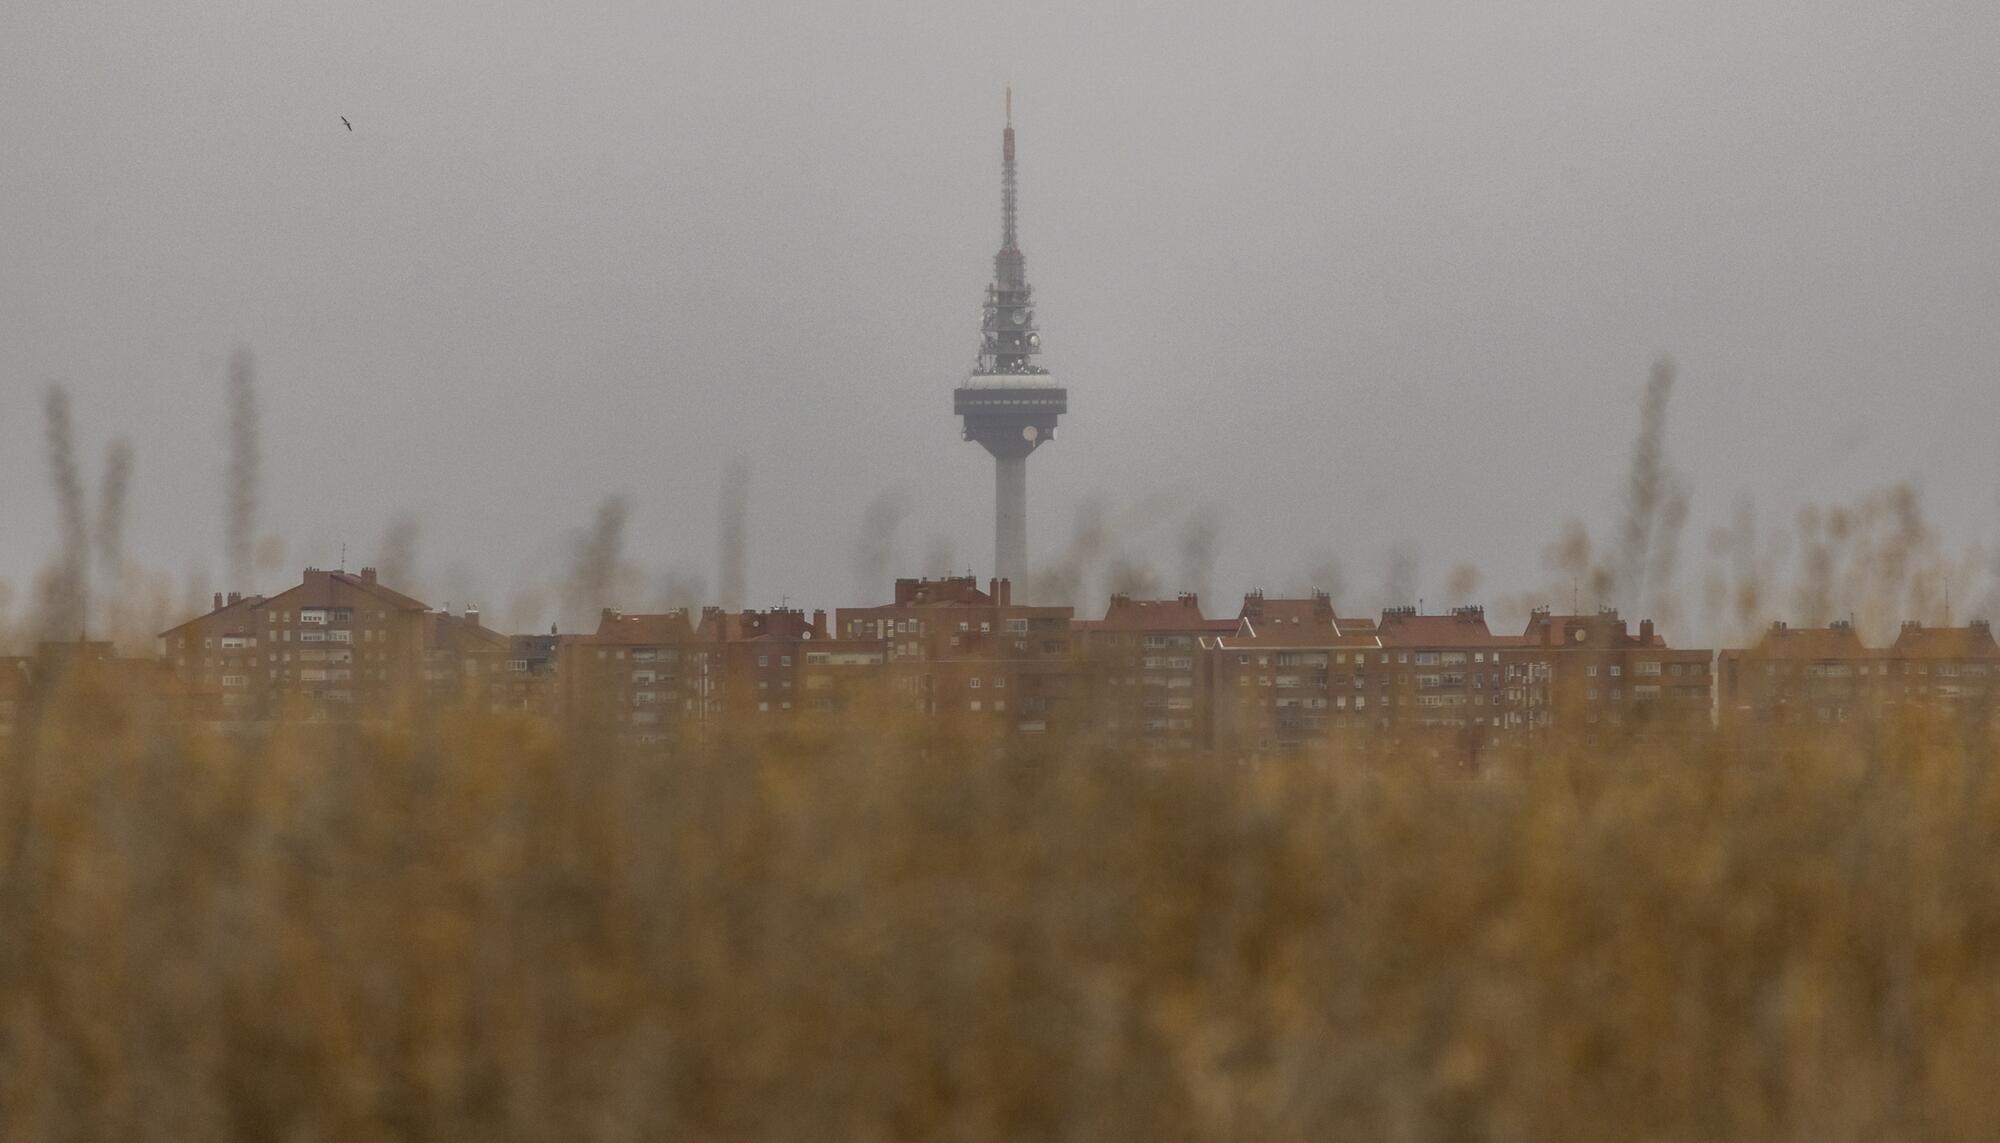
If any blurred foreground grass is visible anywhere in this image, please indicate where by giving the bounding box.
[4,695,2000,1141]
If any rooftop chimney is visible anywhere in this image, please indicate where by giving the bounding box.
[360,566,378,585]
[465,607,480,630]
[213,592,224,612]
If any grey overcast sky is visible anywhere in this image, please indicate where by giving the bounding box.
[4,1,1999,632]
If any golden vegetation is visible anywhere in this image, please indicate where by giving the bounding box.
[3,690,2000,1140]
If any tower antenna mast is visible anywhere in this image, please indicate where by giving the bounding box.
[952,89,1067,587]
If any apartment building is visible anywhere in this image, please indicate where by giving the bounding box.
[1719,619,2000,727]
[559,605,892,743]
[1374,606,1536,755]
[1519,608,1713,735]
[835,577,1082,734]
[158,590,267,715]
[487,630,563,714]
[560,609,706,743]
[160,567,484,722]
[1212,592,1382,753]
[1074,593,1237,751]
[425,607,513,707]
[700,606,886,721]
[2,641,210,740]
[1884,621,2000,717]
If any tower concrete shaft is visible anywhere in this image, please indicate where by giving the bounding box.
[995,454,1027,586]
[953,87,1066,589]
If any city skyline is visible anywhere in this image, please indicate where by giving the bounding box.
[5,5,2000,641]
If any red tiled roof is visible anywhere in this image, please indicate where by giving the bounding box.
[1887,623,2000,660]
[577,610,698,646]
[427,612,511,652]
[1078,596,1236,634]
[252,570,431,616]
[1376,611,1526,649]
[1218,630,1380,651]
[1519,611,1676,649]
[157,594,265,638]
[1239,597,1337,624]
[1737,624,1873,661]
[328,570,429,612]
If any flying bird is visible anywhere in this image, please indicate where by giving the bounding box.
[341,116,351,131]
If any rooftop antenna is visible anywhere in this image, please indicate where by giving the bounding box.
[339,542,346,574]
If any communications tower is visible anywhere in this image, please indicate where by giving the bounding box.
[953,88,1066,588]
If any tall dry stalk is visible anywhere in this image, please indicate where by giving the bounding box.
[565,493,631,626]
[40,385,88,641]
[225,347,261,590]
[852,490,908,602]
[93,438,132,582]
[373,512,420,589]
[718,457,750,611]
[1380,543,1419,609]
[1612,355,1688,617]
[1028,497,1107,606]
[1175,502,1221,602]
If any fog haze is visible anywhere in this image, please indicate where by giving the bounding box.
[5,2,1998,631]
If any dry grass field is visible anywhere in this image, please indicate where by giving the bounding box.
[4,680,1999,1142]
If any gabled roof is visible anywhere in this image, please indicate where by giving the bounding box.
[1736,623,1873,661]
[1887,622,2000,660]
[158,594,265,638]
[258,569,430,614]
[1217,630,1380,652]
[1376,609,1527,649]
[1239,596,1338,624]
[1077,594,1236,634]
[426,612,511,653]
[577,610,698,647]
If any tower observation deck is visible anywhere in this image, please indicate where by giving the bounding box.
[954,88,1066,587]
